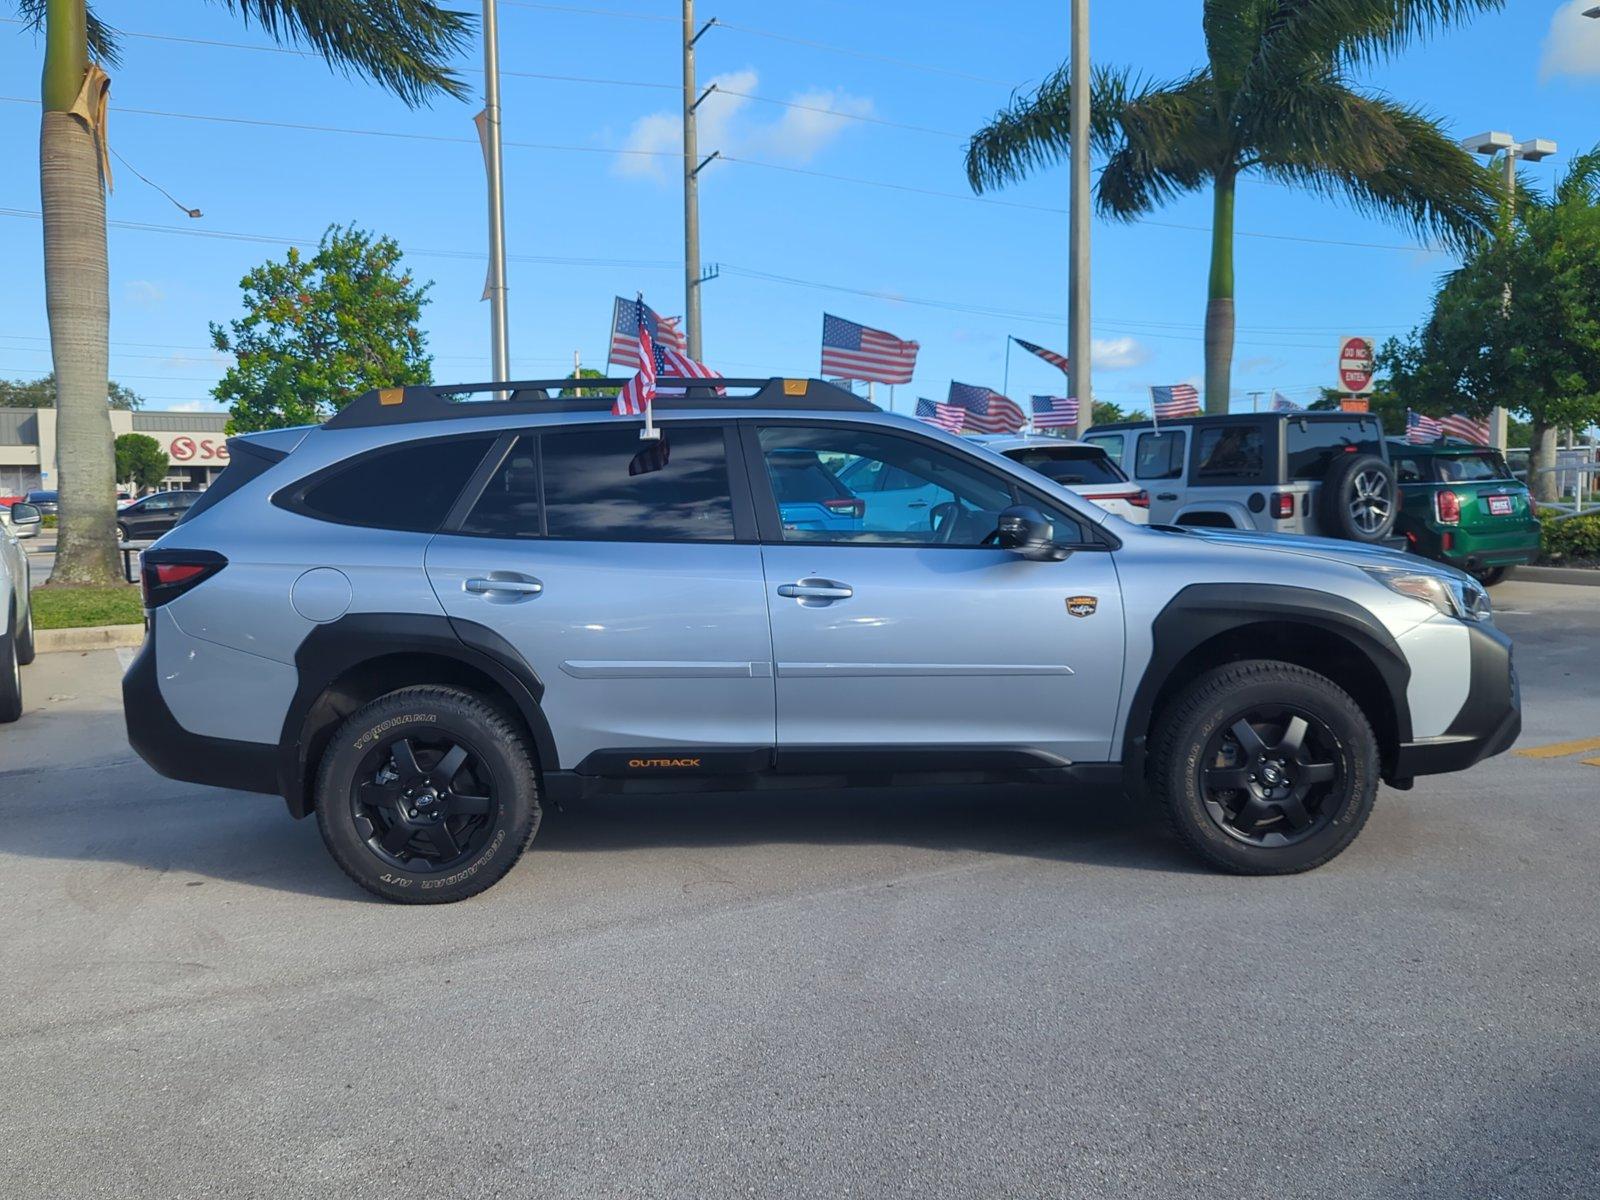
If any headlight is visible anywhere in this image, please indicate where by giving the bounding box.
[1362,564,1492,622]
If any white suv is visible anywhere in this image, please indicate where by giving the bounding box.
[0,500,41,721]
[968,434,1150,523]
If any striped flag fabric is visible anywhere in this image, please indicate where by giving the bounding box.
[1031,395,1079,429]
[1013,337,1069,373]
[1440,413,1491,446]
[1150,383,1202,419]
[609,295,687,370]
[820,314,919,384]
[654,342,725,396]
[613,300,657,417]
[1406,410,1444,444]
[949,381,1026,433]
[1270,391,1302,412]
[915,397,967,433]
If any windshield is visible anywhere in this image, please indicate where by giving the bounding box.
[1002,446,1126,485]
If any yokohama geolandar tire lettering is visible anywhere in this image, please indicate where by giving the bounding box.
[1150,659,1379,875]
[314,685,541,903]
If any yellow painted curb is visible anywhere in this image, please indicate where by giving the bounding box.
[1514,736,1600,759]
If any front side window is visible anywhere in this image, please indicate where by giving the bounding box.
[1193,425,1266,482]
[1133,431,1185,480]
[1285,418,1380,481]
[757,425,1086,546]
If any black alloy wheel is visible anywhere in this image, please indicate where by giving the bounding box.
[352,732,498,872]
[1199,705,1343,847]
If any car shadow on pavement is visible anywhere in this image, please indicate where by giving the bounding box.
[3,769,1204,903]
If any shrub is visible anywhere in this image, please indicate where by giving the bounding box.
[1539,511,1600,563]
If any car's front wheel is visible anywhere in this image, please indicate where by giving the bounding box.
[315,686,541,903]
[1150,660,1379,874]
[1471,566,1508,587]
[0,602,22,723]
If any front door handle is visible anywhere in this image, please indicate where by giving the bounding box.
[777,578,853,604]
[1156,492,1178,502]
[465,575,544,598]
[907,500,929,509]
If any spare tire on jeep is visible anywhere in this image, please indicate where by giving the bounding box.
[1317,453,1396,543]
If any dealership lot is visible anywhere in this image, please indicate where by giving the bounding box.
[1,580,1596,1198]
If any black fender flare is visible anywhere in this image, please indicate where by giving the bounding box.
[277,613,558,817]
[1120,584,1413,792]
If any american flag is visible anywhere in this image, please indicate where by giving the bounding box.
[1151,383,1202,419]
[1406,410,1444,444]
[949,381,1026,433]
[1014,337,1069,373]
[654,342,725,395]
[1031,395,1079,429]
[1440,413,1491,445]
[609,295,687,371]
[915,397,967,433]
[820,314,919,384]
[613,299,657,417]
[1270,391,1302,412]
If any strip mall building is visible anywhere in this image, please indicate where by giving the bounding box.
[0,408,230,495]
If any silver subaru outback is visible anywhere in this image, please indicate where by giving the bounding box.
[123,378,1520,903]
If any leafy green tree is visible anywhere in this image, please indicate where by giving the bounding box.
[18,0,471,584]
[558,367,620,398]
[211,226,434,431]
[1309,385,1531,448]
[1383,147,1600,499]
[1091,398,1147,425]
[113,432,166,491]
[964,1,1501,415]
[0,372,142,409]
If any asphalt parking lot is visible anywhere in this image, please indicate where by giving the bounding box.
[1,580,1596,1198]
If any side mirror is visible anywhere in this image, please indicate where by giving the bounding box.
[8,502,41,526]
[993,504,1069,561]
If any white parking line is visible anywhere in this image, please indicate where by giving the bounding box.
[115,646,137,672]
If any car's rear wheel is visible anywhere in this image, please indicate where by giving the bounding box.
[14,598,34,666]
[0,603,22,724]
[1151,660,1378,874]
[117,524,130,543]
[315,686,541,903]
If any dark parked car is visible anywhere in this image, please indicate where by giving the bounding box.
[24,490,58,516]
[118,490,203,542]
[1389,442,1540,585]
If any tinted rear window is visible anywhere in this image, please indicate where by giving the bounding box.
[1285,418,1381,481]
[294,436,495,532]
[1003,446,1125,485]
[1193,426,1266,482]
[1436,452,1512,483]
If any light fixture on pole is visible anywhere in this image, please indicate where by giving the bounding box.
[1067,0,1092,434]
[1459,130,1557,450]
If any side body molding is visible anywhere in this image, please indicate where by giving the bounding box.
[278,613,557,818]
[1119,583,1414,791]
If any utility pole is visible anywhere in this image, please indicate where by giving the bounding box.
[1460,131,1557,451]
[480,0,510,384]
[682,0,717,360]
[1067,0,1092,435]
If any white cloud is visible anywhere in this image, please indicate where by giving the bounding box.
[1542,2,1600,79]
[1091,336,1151,371]
[612,69,871,181]
[162,399,215,413]
[125,280,164,306]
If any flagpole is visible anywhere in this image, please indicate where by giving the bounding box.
[1003,335,1013,400]
[1149,386,1160,430]
[888,384,895,412]
[868,380,876,407]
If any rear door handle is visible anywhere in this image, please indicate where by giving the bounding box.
[907,501,929,509]
[465,575,544,597]
[1156,492,1178,501]
[777,578,853,602]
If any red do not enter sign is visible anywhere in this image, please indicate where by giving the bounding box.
[1338,336,1376,395]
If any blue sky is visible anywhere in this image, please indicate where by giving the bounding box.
[1,0,1598,417]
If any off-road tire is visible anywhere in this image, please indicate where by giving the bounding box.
[1317,452,1396,543]
[315,686,541,904]
[0,603,22,723]
[1150,660,1379,875]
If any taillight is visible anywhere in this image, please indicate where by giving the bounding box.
[1528,494,1539,516]
[1094,490,1148,508]
[1129,490,1150,509]
[823,498,865,518]
[1271,492,1295,519]
[140,550,227,608]
[1435,489,1461,524]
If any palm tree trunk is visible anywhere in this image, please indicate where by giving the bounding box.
[1204,172,1236,415]
[41,0,120,586]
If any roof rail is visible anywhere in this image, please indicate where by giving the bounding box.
[323,376,878,429]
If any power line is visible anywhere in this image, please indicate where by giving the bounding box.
[703,19,1014,86]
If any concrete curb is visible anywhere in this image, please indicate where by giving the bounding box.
[35,624,145,653]
[1510,565,1600,588]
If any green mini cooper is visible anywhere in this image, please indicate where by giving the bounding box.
[1388,441,1540,585]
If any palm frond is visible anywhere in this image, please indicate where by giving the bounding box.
[1238,75,1409,176]
[15,0,121,65]
[1251,0,1506,74]
[1202,0,1272,92]
[1254,95,1497,252]
[211,0,474,105]
[1555,147,1600,209]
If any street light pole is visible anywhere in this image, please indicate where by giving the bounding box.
[480,0,510,384]
[1068,0,1092,434]
[1460,131,1557,451]
[682,0,710,360]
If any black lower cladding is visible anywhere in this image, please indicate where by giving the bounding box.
[122,632,280,795]
[1392,618,1520,779]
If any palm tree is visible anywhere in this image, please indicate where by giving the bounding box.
[965,1,1504,415]
[20,0,472,584]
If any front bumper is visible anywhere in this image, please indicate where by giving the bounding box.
[123,624,280,796]
[1392,619,1520,780]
